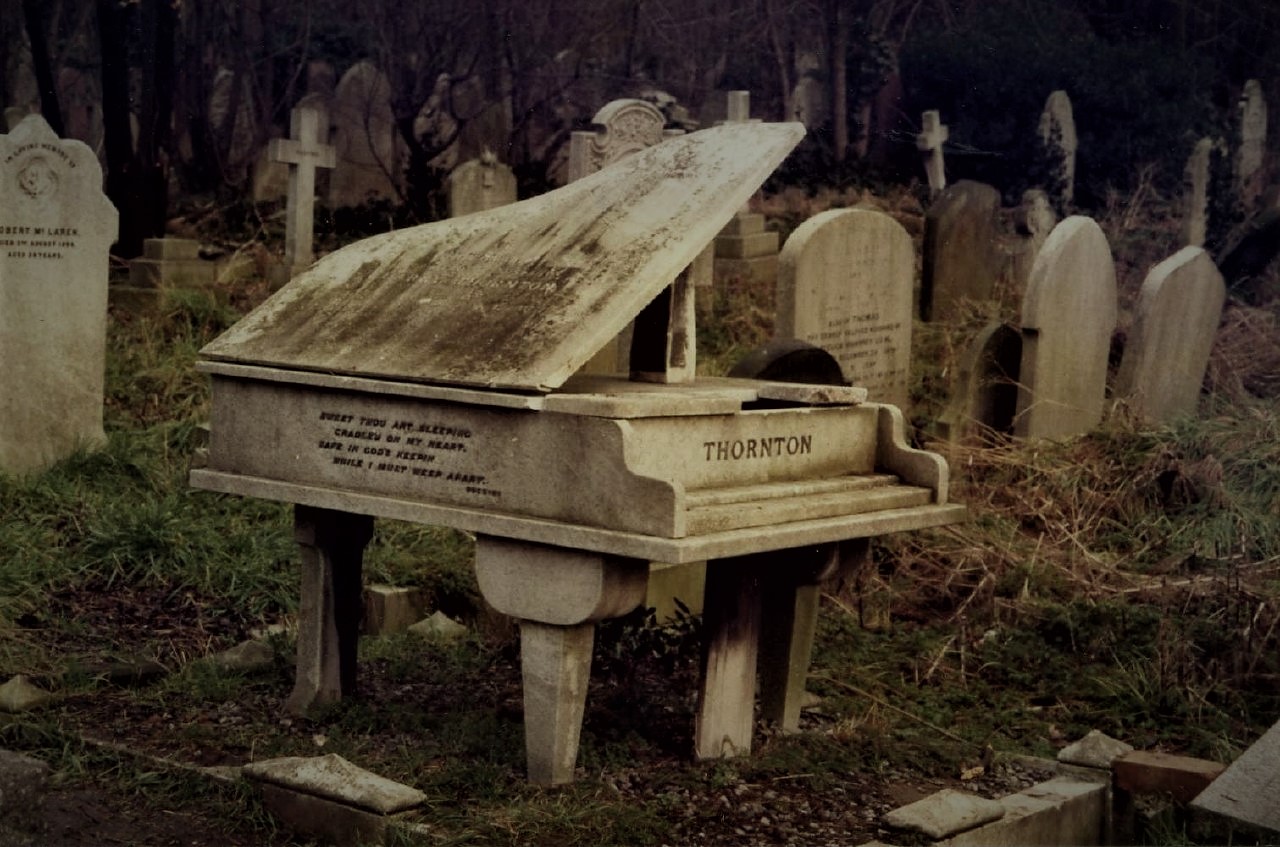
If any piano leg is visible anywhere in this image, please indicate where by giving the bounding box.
[695,555,764,759]
[758,542,851,732]
[519,621,595,786]
[285,505,374,716]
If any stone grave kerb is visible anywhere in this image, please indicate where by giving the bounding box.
[0,114,118,475]
[916,110,949,196]
[270,102,337,276]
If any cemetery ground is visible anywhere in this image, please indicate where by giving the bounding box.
[3,193,1280,847]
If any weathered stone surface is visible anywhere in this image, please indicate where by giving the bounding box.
[567,99,672,183]
[328,62,400,208]
[1038,90,1077,208]
[1114,246,1225,423]
[1057,729,1134,768]
[407,611,468,641]
[0,676,52,712]
[1235,79,1266,207]
[256,781,402,845]
[449,151,516,218]
[921,180,1003,321]
[1183,138,1213,247]
[940,778,1105,846]
[363,584,428,635]
[0,749,51,832]
[0,115,117,475]
[208,639,276,672]
[937,322,1021,443]
[1014,216,1117,439]
[519,620,595,785]
[885,788,1005,838]
[204,122,804,393]
[1114,749,1225,803]
[916,110,949,195]
[776,208,914,409]
[1191,718,1280,833]
[243,753,425,814]
[270,102,336,279]
[128,238,218,290]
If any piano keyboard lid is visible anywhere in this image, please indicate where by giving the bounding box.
[199,122,805,396]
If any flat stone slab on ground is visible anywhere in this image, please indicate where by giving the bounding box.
[242,753,426,814]
[1191,718,1280,833]
[208,639,275,672]
[0,676,52,712]
[884,788,1005,838]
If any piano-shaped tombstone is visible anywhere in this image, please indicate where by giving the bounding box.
[191,121,966,785]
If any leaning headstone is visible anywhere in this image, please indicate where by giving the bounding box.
[936,322,1021,444]
[448,150,517,217]
[920,180,1002,321]
[916,110,948,196]
[0,115,118,475]
[1037,90,1077,210]
[776,208,914,409]
[329,61,400,208]
[1115,247,1225,423]
[1191,718,1280,835]
[268,101,337,285]
[1013,216,1117,440]
[1235,79,1267,210]
[1183,138,1213,247]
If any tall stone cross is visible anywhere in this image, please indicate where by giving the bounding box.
[917,110,948,195]
[269,103,336,279]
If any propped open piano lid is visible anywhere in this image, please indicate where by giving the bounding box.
[201,122,805,394]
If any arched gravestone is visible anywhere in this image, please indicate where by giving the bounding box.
[329,62,400,208]
[937,323,1022,444]
[1115,247,1225,423]
[0,115,118,475]
[775,208,914,410]
[1014,216,1117,440]
[729,339,846,386]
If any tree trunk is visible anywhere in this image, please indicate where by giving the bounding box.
[826,0,848,162]
[22,0,64,136]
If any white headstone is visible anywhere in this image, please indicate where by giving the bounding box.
[916,110,948,196]
[0,116,118,475]
[1014,216,1117,439]
[1038,90,1077,209]
[328,61,401,208]
[1182,138,1213,247]
[448,150,517,218]
[270,101,337,276]
[775,208,914,409]
[1236,79,1267,208]
[1114,247,1225,423]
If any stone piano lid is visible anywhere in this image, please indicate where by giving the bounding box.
[201,122,805,393]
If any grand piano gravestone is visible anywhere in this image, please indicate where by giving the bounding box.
[191,122,966,785]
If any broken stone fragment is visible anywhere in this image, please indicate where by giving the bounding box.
[407,611,468,642]
[1057,729,1134,769]
[208,639,276,672]
[241,753,426,815]
[0,675,52,712]
[884,788,1005,839]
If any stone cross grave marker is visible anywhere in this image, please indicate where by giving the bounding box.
[1014,216,1117,439]
[1182,137,1213,247]
[916,110,948,196]
[775,208,914,410]
[0,115,118,475]
[329,61,400,208]
[448,149,517,218]
[1038,90,1077,210]
[920,180,1002,321]
[1235,79,1267,209]
[1114,246,1225,423]
[270,101,337,280]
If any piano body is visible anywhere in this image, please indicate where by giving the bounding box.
[191,122,965,784]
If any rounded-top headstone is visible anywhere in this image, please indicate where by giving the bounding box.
[728,339,846,386]
[920,180,1002,322]
[1014,216,1116,440]
[1115,246,1225,423]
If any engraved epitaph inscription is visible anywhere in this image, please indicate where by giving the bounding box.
[0,115,118,475]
